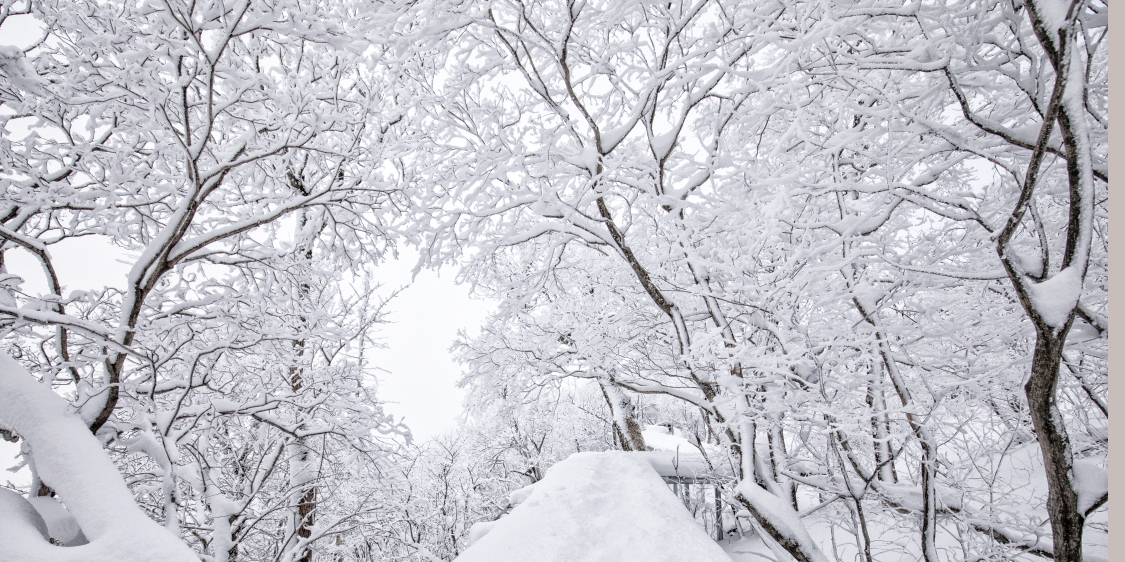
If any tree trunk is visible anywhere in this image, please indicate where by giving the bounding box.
[287,196,320,562]
[598,377,646,451]
[1025,327,1084,560]
[993,4,1094,557]
[866,364,896,484]
[288,341,317,562]
[767,419,797,510]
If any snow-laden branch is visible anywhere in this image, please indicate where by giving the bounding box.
[0,305,118,344]
[734,481,830,562]
[0,354,199,561]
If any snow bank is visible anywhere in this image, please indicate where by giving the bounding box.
[465,520,497,548]
[642,424,697,452]
[0,488,51,548]
[454,452,733,562]
[507,483,537,507]
[637,450,733,481]
[0,354,199,562]
[26,496,87,546]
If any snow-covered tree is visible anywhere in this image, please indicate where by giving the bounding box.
[416,0,1108,560]
[0,0,1108,560]
[0,0,414,558]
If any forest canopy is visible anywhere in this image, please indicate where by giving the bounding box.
[0,0,1108,561]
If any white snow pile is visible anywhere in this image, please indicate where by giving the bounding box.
[25,496,87,546]
[456,451,734,562]
[506,482,537,507]
[641,424,698,451]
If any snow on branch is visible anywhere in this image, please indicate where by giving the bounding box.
[734,481,830,562]
[0,354,199,561]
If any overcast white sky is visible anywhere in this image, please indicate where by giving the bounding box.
[6,239,492,439]
[364,251,495,441]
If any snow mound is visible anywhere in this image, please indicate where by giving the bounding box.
[26,496,87,546]
[507,483,536,507]
[465,520,497,548]
[454,452,733,562]
[641,424,698,452]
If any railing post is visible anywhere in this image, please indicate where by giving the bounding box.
[713,484,723,541]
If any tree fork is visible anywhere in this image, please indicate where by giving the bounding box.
[994,3,1094,559]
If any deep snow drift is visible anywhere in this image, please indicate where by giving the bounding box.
[455,451,734,562]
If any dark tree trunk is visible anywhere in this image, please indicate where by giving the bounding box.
[992,4,1094,557]
[1025,326,1084,560]
[295,486,317,562]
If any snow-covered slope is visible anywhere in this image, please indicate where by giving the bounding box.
[455,451,734,562]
